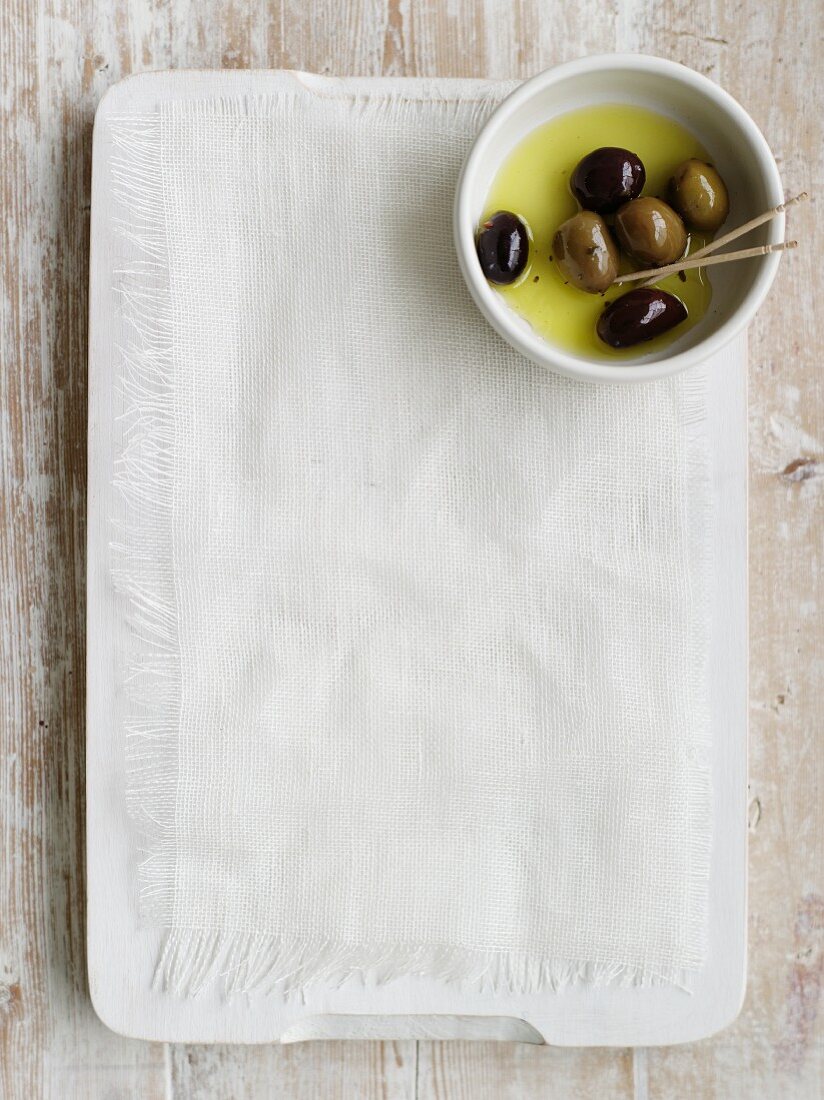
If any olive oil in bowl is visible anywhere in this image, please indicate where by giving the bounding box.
[482,104,714,361]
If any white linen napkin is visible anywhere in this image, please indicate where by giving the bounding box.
[110,76,711,997]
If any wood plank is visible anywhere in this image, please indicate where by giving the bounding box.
[170,1042,416,1100]
[0,0,171,1094]
[633,0,824,1096]
[416,1043,635,1099]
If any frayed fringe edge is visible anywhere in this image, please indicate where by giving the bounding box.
[107,78,519,135]
[109,114,183,869]
[155,928,696,999]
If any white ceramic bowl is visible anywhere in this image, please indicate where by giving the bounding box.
[454,54,785,382]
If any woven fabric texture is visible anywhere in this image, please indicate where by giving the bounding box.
[111,79,711,996]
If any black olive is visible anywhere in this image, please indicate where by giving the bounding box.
[475,211,530,284]
[597,288,688,348]
[571,147,646,215]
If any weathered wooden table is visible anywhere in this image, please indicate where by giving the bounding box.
[2,1,821,1096]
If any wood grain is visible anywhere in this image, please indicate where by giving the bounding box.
[1,0,821,1097]
[170,1041,417,1099]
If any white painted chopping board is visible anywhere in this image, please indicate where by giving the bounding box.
[86,71,747,1046]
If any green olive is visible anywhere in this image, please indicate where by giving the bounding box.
[668,159,729,232]
[615,197,688,267]
[552,211,619,294]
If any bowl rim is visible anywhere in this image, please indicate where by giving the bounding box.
[454,53,785,383]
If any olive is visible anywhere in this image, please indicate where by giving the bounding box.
[614,197,687,266]
[668,159,729,232]
[570,147,646,215]
[597,288,688,348]
[475,211,530,284]
[553,211,619,294]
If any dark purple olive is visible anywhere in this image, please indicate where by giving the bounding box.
[475,211,530,284]
[571,147,646,215]
[597,288,688,348]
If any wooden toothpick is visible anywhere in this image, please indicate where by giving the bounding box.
[614,240,797,287]
[636,192,807,288]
